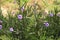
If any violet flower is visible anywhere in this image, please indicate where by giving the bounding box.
[0,20,2,25]
[17,15,22,20]
[21,6,24,12]
[10,27,14,32]
[0,25,2,29]
[44,22,49,27]
[49,13,53,17]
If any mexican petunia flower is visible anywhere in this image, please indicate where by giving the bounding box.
[21,6,24,12]
[44,22,49,27]
[0,20,2,25]
[10,27,14,32]
[0,25,2,29]
[18,15,22,20]
[49,13,53,17]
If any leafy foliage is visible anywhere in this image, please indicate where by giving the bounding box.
[0,0,60,40]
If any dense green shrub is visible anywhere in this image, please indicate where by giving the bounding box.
[0,0,60,40]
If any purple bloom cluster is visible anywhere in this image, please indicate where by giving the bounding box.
[0,25,2,29]
[0,20,2,25]
[21,6,24,12]
[18,15,22,20]
[0,20,2,29]
[44,22,49,27]
[49,13,53,17]
[10,27,14,32]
